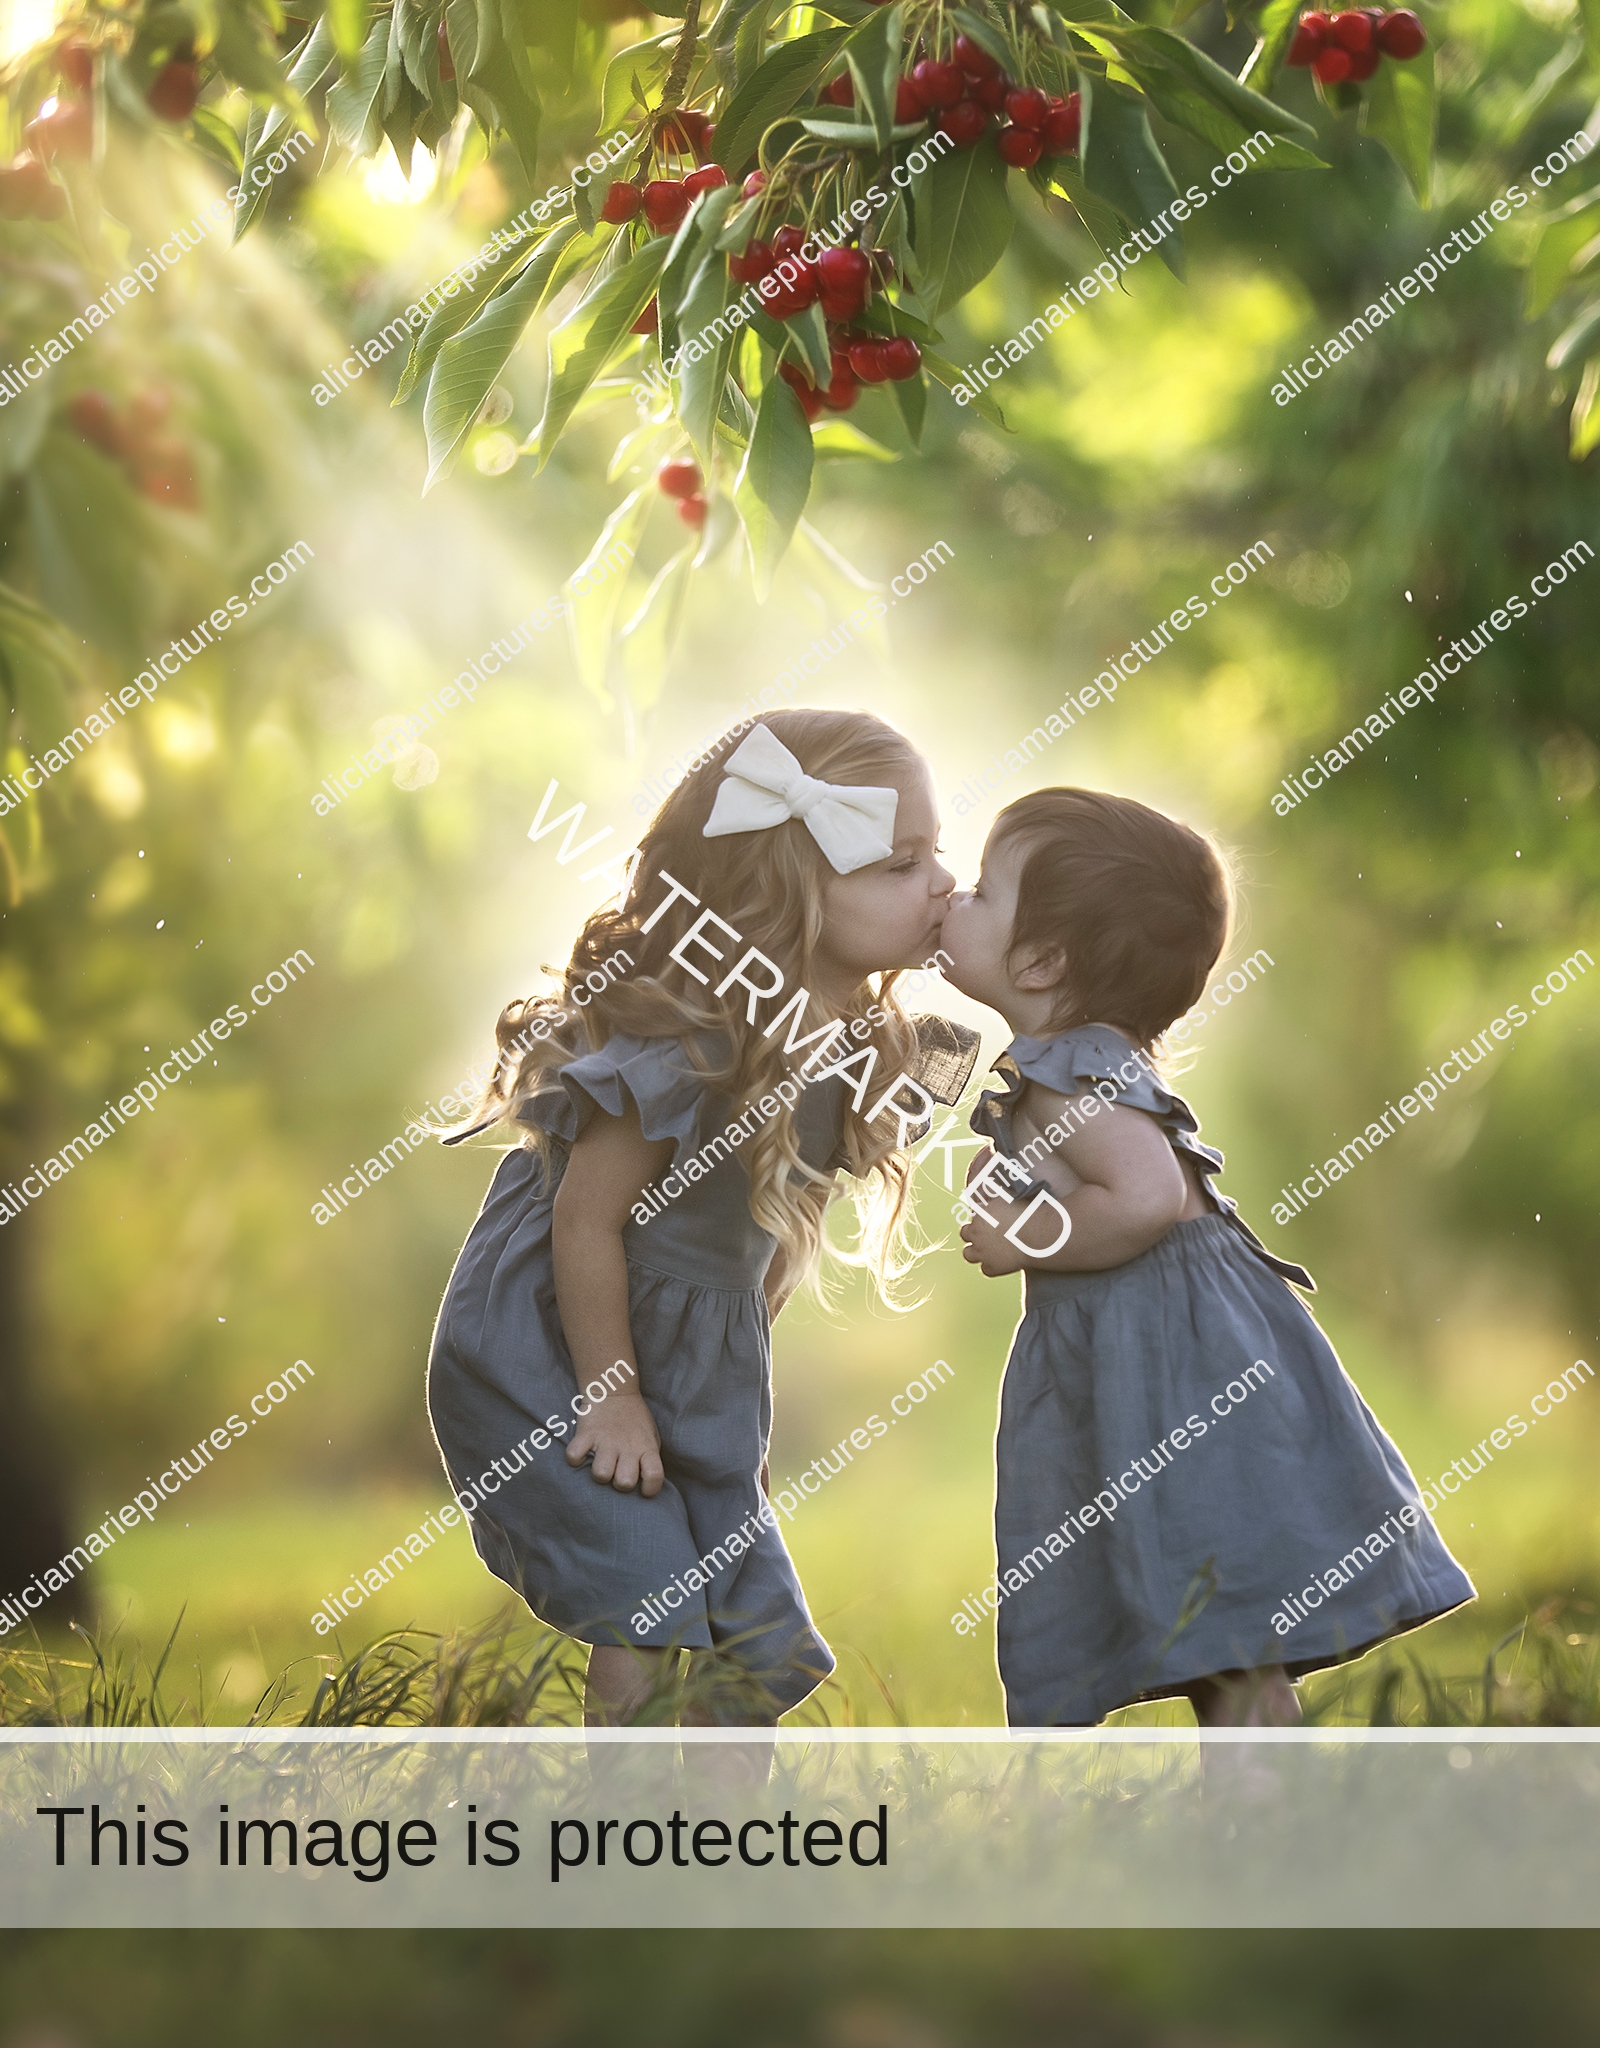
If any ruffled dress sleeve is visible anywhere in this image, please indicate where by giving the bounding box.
[511,1032,713,1177]
[972,1025,1314,1291]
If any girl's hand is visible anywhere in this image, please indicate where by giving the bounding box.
[960,1144,1029,1276]
[566,1391,664,1497]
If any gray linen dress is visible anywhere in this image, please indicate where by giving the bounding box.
[972,1026,1475,1727]
[427,1020,977,1714]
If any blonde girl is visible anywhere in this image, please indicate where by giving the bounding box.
[427,710,969,1726]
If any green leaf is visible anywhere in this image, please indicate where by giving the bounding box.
[396,227,553,403]
[852,299,942,342]
[1571,355,1600,457]
[211,5,292,103]
[448,0,543,178]
[600,34,673,132]
[564,489,653,707]
[1359,42,1435,207]
[529,236,672,477]
[712,26,850,171]
[921,347,1009,429]
[189,104,243,173]
[326,0,371,66]
[1548,295,1600,369]
[812,419,898,459]
[797,115,929,144]
[326,14,390,155]
[736,378,815,599]
[1103,24,1316,140]
[420,221,586,485]
[616,545,696,713]
[912,140,1014,314]
[1528,190,1600,317]
[781,300,833,386]
[1081,79,1184,277]
[236,20,331,240]
[0,579,82,746]
[1240,0,1303,92]
[843,0,903,150]
[890,366,926,446]
[675,254,738,467]
[731,2,773,92]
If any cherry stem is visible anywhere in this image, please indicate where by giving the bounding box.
[662,0,702,110]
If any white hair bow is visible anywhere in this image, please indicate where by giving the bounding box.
[701,724,898,875]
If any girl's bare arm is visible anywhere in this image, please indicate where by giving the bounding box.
[961,1089,1198,1275]
[551,1100,673,1495]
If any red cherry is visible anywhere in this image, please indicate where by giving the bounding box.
[68,389,127,456]
[696,123,716,161]
[728,236,774,284]
[0,155,66,220]
[642,179,690,232]
[881,335,921,381]
[823,348,858,410]
[772,224,806,261]
[938,101,989,147]
[601,180,643,223]
[996,125,1043,168]
[910,59,964,110]
[742,170,769,196]
[1311,45,1353,80]
[894,77,925,123]
[1290,10,1332,56]
[437,20,455,80]
[821,72,854,106]
[952,33,1000,79]
[1040,93,1080,154]
[57,38,94,91]
[657,457,703,499]
[676,494,708,528]
[869,248,896,284]
[659,108,711,152]
[683,165,729,198]
[816,245,871,299]
[847,338,892,383]
[146,60,201,122]
[1329,10,1373,47]
[631,297,659,334]
[135,437,199,509]
[1003,86,1049,129]
[971,75,1010,112]
[25,98,93,160]
[1375,8,1426,55]
[1345,43,1381,76]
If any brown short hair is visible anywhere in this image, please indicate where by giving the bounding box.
[991,788,1233,1047]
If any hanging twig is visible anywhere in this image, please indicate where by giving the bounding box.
[661,0,702,110]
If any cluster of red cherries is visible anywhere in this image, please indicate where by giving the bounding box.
[1286,8,1425,83]
[67,385,200,508]
[0,37,202,220]
[821,34,1080,169]
[656,455,710,529]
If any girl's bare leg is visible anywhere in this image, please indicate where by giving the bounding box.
[585,1643,675,1724]
[682,1649,777,1796]
[1187,1665,1302,1727]
[1185,1666,1300,1809]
